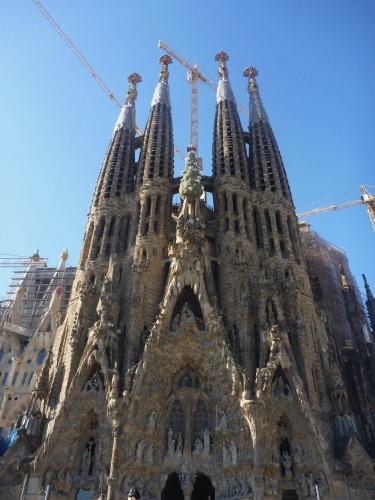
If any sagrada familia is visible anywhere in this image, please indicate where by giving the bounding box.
[1,52,375,500]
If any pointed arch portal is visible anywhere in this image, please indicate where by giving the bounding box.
[192,474,215,500]
[161,473,184,500]
[161,473,215,500]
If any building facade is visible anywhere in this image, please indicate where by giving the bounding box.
[0,54,374,500]
[0,251,76,438]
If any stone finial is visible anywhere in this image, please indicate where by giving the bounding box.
[215,51,229,79]
[60,249,69,261]
[244,66,259,94]
[125,73,142,105]
[179,149,203,204]
[158,54,173,82]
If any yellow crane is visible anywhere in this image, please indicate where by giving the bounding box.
[297,185,375,232]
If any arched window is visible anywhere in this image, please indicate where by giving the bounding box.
[37,349,46,365]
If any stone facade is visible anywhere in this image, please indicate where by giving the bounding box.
[0,54,375,500]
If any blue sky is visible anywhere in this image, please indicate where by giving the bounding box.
[1,1,374,305]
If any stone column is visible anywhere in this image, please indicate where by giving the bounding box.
[107,422,120,500]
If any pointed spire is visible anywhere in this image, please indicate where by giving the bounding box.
[138,55,174,184]
[363,274,374,301]
[114,73,142,134]
[151,54,172,107]
[243,66,269,124]
[215,51,236,104]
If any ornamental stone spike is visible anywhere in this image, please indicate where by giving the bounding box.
[158,54,173,82]
[243,66,259,94]
[215,51,229,79]
[125,72,142,105]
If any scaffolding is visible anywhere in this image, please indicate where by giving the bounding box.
[0,253,76,331]
[299,223,370,344]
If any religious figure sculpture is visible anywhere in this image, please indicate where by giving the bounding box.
[193,438,203,455]
[135,440,145,464]
[146,412,156,431]
[282,451,292,478]
[176,434,183,455]
[167,428,175,454]
[203,428,210,454]
[171,314,180,331]
[230,441,238,465]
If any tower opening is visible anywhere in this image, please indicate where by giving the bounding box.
[161,472,184,500]
[191,474,215,500]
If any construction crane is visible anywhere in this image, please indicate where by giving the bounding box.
[297,185,375,232]
[31,2,186,159]
[158,40,249,169]
[31,0,144,136]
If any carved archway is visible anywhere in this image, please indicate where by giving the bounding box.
[161,472,184,500]
[192,474,215,500]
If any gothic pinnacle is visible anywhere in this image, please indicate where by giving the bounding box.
[151,55,172,107]
[125,73,142,105]
[243,66,269,124]
[158,54,173,82]
[215,51,229,79]
[113,73,141,134]
[243,66,259,94]
[363,274,374,300]
[215,51,235,103]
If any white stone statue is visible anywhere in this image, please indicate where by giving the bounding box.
[203,428,210,454]
[293,441,304,464]
[230,441,238,465]
[282,451,292,478]
[81,448,91,476]
[181,302,194,322]
[222,442,229,464]
[299,472,309,497]
[135,440,145,463]
[193,438,203,455]
[145,444,154,465]
[308,473,315,497]
[167,428,175,454]
[176,434,183,455]
[146,412,156,431]
[218,411,228,430]
[171,314,180,331]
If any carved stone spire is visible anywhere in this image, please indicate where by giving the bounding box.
[92,73,141,209]
[139,55,174,184]
[151,54,172,107]
[244,66,292,200]
[113,73,142,134]
[212,51,247,181]
[215,51,236,104]
[243,66,269,124]
[363,274,375,335]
